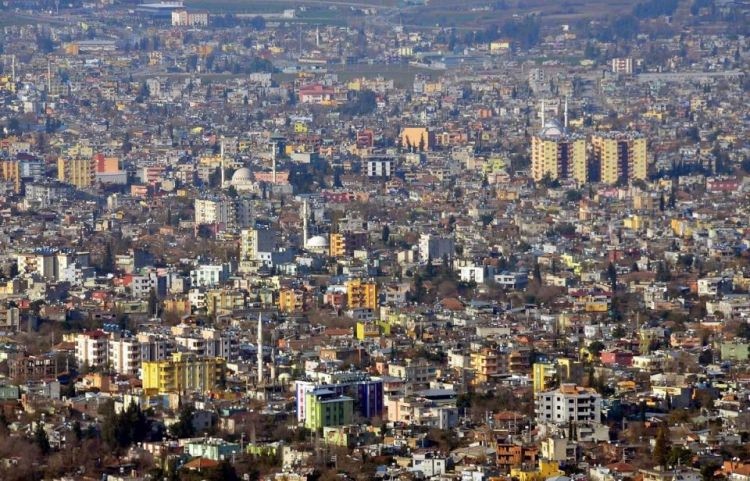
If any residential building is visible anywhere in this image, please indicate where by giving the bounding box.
[531,120,586,184]
[141,352,226,394]
[75,330,108,369]
[57,157,94,188]
[591,132,647,185]
[303,388,354,430]
[347,279,377,310]
[535,383,602,425]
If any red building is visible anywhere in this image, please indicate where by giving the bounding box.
[600,349,633,366]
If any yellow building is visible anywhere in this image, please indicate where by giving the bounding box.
[330,233,346,258]
[0,160,21,192]
[141,352,225,395]
[58,158,94,188]
[347,279,377,310]
[471,348,500,384]
[278,288,305,313]
[67,143,94,158]
[355,321,381,340]
[510,460,564,481]
[591,132,647,185]
[531,121,586,184]
[623,215,644,230]
[206,289,247,315]
[532,362,556,394]
[400,127,432,151]
[163,298,192,319]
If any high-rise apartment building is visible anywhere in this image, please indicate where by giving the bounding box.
[57,158,94,188]
[591,132,647,185]
[346,279,378,310]
[141,352,226,394]
[531,120,587,184]
[239,227,276,266]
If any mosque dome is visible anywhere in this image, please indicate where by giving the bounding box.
[306,235,329,249]
[539,119,566,138]
[231,167,253,184]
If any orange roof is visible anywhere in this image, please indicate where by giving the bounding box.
[183,457,219,470]
[440,297,464,311]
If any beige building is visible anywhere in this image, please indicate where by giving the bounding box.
[591,132,647,185]
[58,158,94,188]
[531,120,586,184]
[400,127,433,151]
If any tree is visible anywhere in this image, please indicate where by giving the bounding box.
[533,262,542,285]
[147,288,158,317]
[656,262,672,282]
[381,224,390,243]
[607,263,617,293]
[565,190,583,202]
[34,422,50,455]
[653,424,670,467]
[588,340,605,358]
[170,405,195,438]
[249,15,266,30]
[337,89,377,116]
[667,445,692,467]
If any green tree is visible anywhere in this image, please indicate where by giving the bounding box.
[588,340,606,358]
[533,262,542,284]
[34,422,51,455]
[148,288,158,317]
[607,263,617,293]
[653,424,671,467]
[170,405,196,438]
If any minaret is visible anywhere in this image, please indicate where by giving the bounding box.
[270,344,277,384]
[47,60,52,93]
[302,200,308,249]
[316,26,320,47]
[564,97,569,129]
[257,312,263,385]
[540,99,545,127]
[271,141,277,184]
[220,137,226,188]
[11,55,15,84]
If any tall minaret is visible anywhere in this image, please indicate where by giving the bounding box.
[257,312,263,385]
[564,97,569,129]
[302,200,308,249]
[220,137,226,188]
[270,343,277,384]
[540,99,545,127]
[47,60,52,93]
[271,141,277,184]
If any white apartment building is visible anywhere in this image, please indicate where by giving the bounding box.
[240,228,276,266]
[535,383,602,425]
[190,263,231,287]
[136,333,174,362]
[174,327,238,360]
[194,198,233,227]
[75,331,108,369]
[108,336,141,376]
[418,233,455,263]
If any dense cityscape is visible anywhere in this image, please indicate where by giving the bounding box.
[1,0,750,480]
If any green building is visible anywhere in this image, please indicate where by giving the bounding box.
[304,388,353,430]
[721,341,749,361]
[186,438,241,461]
